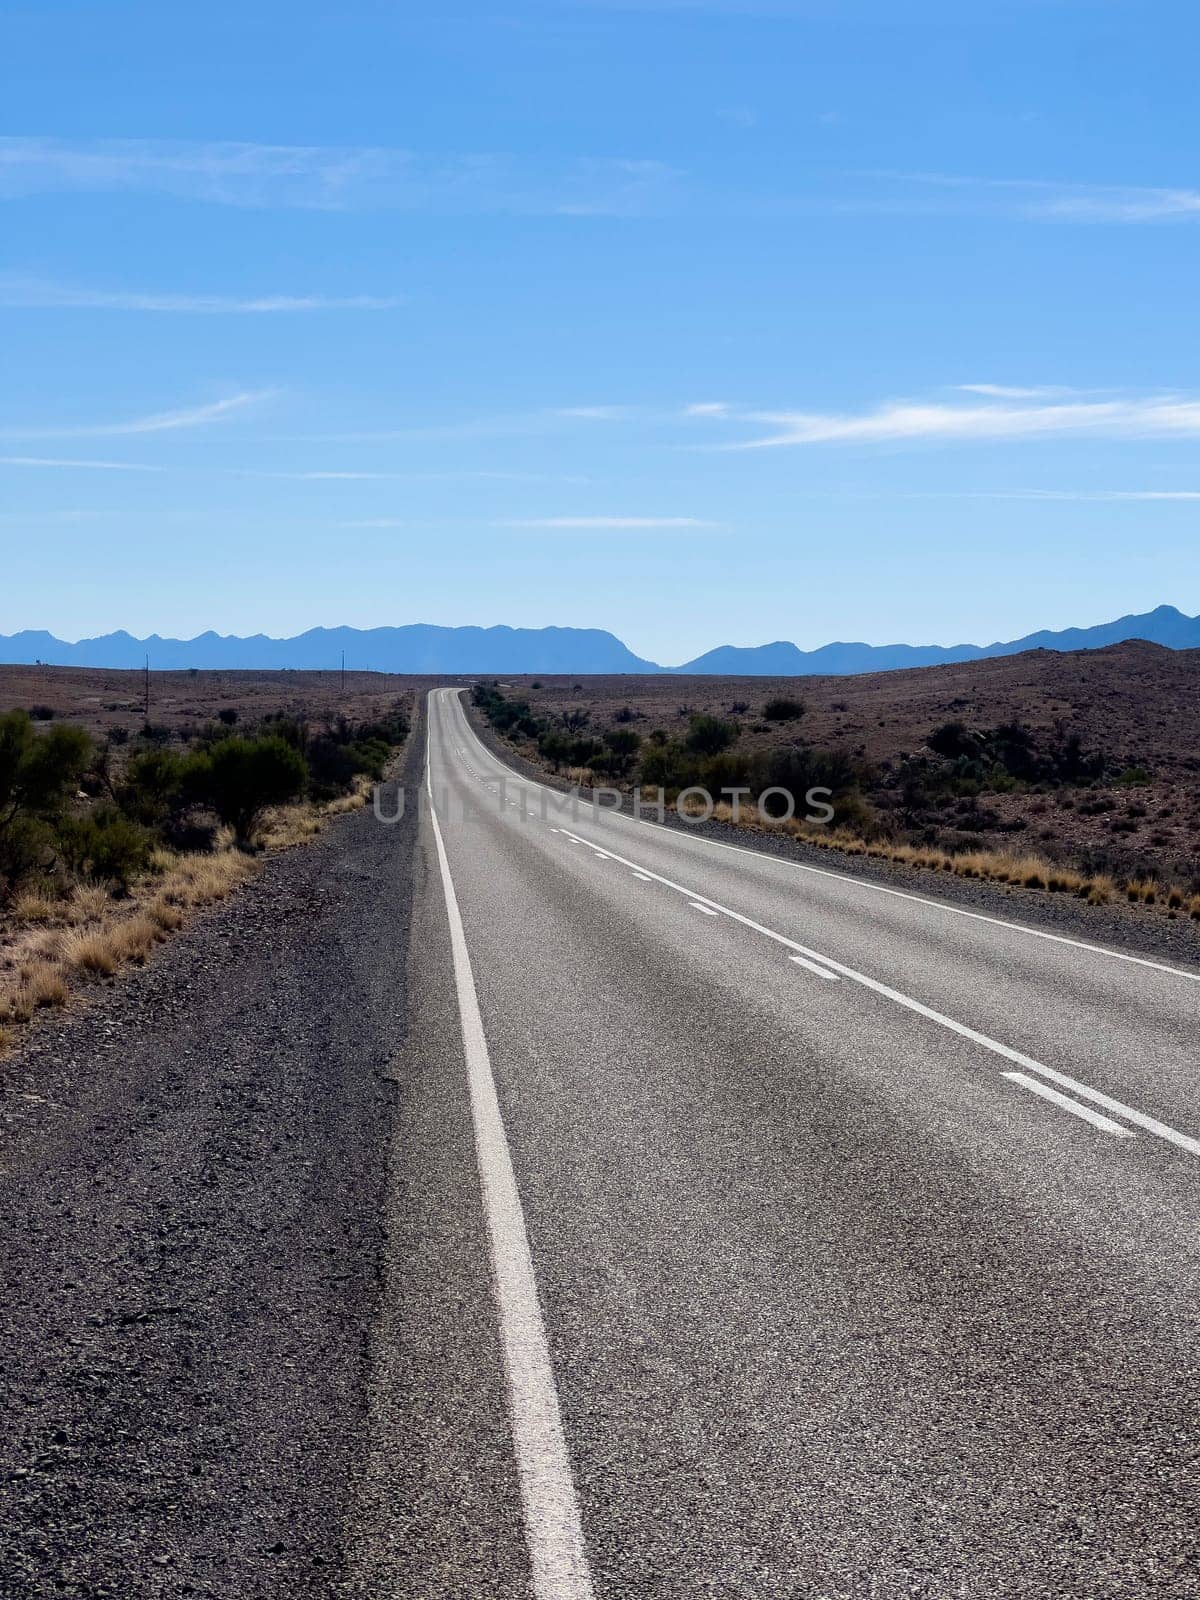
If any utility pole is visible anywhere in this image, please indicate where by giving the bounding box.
[144,654,150,722]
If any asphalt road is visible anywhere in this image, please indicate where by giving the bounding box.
[414,686,1200,1599]
[4,691,1199,1598]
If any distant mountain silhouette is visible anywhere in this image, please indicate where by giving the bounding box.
[0,605,1197,676]
[671,605,1200,675]
[0,623,660,675]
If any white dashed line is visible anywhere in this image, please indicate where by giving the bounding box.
[789,953,841,982]
[1003,1072,1136,1139]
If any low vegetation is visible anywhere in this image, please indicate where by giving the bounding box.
[0,699,409,1055]
[474,680,1200,931]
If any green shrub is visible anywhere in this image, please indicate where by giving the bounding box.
[57,808,152,892]
[596,727,641,778]
[0,712,93,900]
[190,735,308,843]
[684,714,737,757]
[762,696,805,723]
[119,747,188,827]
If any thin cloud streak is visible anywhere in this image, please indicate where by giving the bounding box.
[874,171,1200,224]
[0,277,401,313]
[2,391,274,439]
[730,393,1200,448]
[0,138,679,216]
[0,455,165,471]
[498,515,714,528]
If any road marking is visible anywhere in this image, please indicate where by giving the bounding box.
[1003,1072,1135,1138]
[631,872,652,882]
[789,953,841,982]
[689,901,718,915]
[446,691,1199,988]
[452,757,1196,1155]
[425,743,595,1600]
[440,694,1200,1156]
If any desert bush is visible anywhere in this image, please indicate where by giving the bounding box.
[190,735,308,844]
[57,808,152,892]
[684,714,737,757]
[28,704,56,722]
[0,711,93,900]
[762,696,805,723]
[596,727,641,778]
[119,747,189,827]
[537,729,573,771]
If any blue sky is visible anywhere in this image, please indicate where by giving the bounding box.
[2,0,1198,665]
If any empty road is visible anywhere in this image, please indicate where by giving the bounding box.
[403,685,1200,1599]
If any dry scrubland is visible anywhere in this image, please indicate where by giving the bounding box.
[0,666,415,1055]
[479,640,1200,931]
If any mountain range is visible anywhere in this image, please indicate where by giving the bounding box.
[1,605,1198,677]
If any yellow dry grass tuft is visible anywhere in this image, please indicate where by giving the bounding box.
[259,807,323,849]
[11,891,62,925]
[20,959,69,1010]
[146,896,185,932]
[68,883,110,924]
[63,928,121,976]
[158,849,258,908]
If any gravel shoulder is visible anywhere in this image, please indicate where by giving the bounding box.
[464,703,1200,969]
[0,716,424,1597]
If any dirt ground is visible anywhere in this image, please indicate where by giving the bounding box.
[494,641,1200,886]
[0,663,444,740]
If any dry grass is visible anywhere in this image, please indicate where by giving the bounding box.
[0,720,408,1059]
[667,802,1197,925]
[157,849,258,908]
[258,807,323,849]
[258,773,374,849]
[21,959,69,1010]
[11,891,61,924]
[69,883,111,923]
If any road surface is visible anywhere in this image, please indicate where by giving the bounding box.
[407,685,1200,1599]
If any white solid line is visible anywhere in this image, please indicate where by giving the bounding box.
[442,693,1200,1157]
[631,872,652,882]
[449,691,1199,987]
[426,720,595,1600]
[789,954,841,981]
[689,901,719,915]
[1002,1072,1136,1138]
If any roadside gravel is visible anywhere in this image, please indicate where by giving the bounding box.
[0,728,421,1598]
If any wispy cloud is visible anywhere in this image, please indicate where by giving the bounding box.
[873,171,1200,225]
[955,383,1089,400]
[727,391,1200,448]
[2,390,274,439]
[498,515,714,528]
[0,138,680,216]
[0,455,164,471]
[0,276,401,313]
[990,489,1200,502]
[554,405,635,420]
